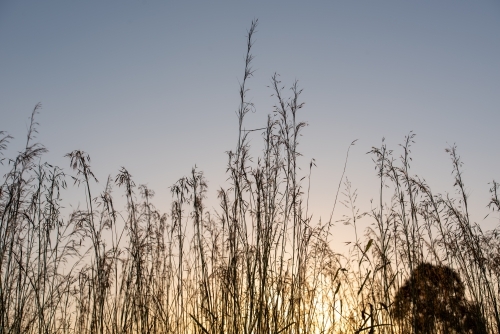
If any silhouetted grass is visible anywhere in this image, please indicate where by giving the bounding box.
[1,20,498,333]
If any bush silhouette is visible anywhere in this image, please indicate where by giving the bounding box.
[393,263,487,334]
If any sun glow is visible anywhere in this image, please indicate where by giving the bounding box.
[306,274,349,333]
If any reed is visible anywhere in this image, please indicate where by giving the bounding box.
[0,21,498,334]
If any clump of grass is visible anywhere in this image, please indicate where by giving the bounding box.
[1,20,499,334]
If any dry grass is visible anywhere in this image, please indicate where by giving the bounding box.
[1,20,499,334]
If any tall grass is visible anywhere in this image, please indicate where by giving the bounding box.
[1,20,499,333]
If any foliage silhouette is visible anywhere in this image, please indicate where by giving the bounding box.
[393,263,487,334]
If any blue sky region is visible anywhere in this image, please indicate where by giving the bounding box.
[1,1,499,244]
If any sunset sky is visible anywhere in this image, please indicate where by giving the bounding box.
[1,1,499,243]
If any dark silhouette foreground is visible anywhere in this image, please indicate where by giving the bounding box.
[393,263,487,334]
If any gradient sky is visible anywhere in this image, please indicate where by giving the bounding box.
[1,1,499,244]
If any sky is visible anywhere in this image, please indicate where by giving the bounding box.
[1,1,499,244]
